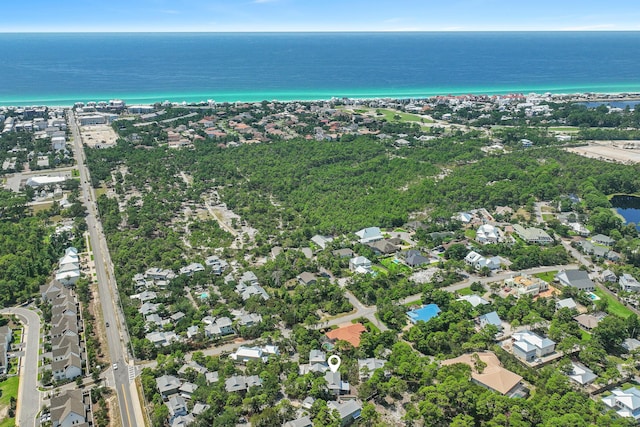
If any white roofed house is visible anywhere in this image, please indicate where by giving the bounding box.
[476,224,503,244]
[602,386,640,421]
[511,330,555,362]
[349,256,372,274]
[355,227,383,244]
[231,346,266,363]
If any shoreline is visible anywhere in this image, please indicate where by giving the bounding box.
[2,88,640,108]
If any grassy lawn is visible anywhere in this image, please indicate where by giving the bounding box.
[371,265,388,276]
[456,286,474,296]
[0,376,19,423]
[580,330,592,341]
[379,258,412,275]
[0,376,19,405]
[542,214,554,222]
[548,126,580,132]
[464,229,477,239]
[593,288,634,318]
[533,271,557,283]
[375,108,434,124]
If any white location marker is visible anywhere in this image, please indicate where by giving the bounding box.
[328,355,341,373]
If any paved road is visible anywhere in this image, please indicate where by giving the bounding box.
[68,110,145,427]
[1,307,41,427]
[400,264,579,305]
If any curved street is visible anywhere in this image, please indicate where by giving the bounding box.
[0,306,41,427]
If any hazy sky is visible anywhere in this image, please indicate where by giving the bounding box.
[3,0,640,32]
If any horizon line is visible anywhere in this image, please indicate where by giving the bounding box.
[2,29,640,34]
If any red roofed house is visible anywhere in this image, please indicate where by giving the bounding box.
[326,323,367,348]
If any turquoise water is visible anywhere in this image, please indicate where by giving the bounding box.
[1,32,640,105]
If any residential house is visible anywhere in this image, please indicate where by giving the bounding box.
[405,220,426,231]
[556,298,577,311]
[512,330,555,362]
[602,386,640,421]
[311,234,334,250]
[0,326,12,375]
[297,272,317,286]
[479,311,502,331]
[325,371,350,395]
[326,323,367,348]
[402,249,430,267]
[574,313,602,331]
[284,416,313,427]
[178,262,205,276]
[192,403,210,416]
[52,353,83,381]
[465,251,501,271]
[327,400,362,426]
[235,312,263,328]
[355,227,383,244]
[512,224,553,244]
[178,382,198,399]
[622,338,640,353]
[50,390,87,427]
[457,294,489,308]
[231,346,267,363]
[592,234,615,246]
[167,395,188,422]
[476,224,502,244]
[368,239,399,255]
[601,269,617,283]
[186,325,200,340]
[224,375,262,393]
[505,274,549,298]
[146,331,178,347]
[620,273,640,292]
[332,248,354,259]
[358,358,386,380]
[205,371,219,384]
[177,361,207,376]
[578,240,608,259]
[441,352,525,397]
[236,282,269,300]
[555,270,595,292]
[139,302,160,316]
[204,317,234,337]
[144,267,176,282]
[156,374,182,398]
[349,256,372,274]
[205,255,228,275]
[566,362,597,386]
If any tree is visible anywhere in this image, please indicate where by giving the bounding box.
[593,315,628,351]
[359,402,379,427]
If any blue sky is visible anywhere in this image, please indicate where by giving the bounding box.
[3,0,640,32]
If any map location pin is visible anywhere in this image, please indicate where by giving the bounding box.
[328,355,341,373]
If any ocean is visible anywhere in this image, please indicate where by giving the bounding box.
[1,32,640,105]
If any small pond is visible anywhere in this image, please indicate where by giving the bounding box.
[611,195,640,229]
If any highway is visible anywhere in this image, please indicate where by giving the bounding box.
[0,307,41,427]
[68,110,145,427]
